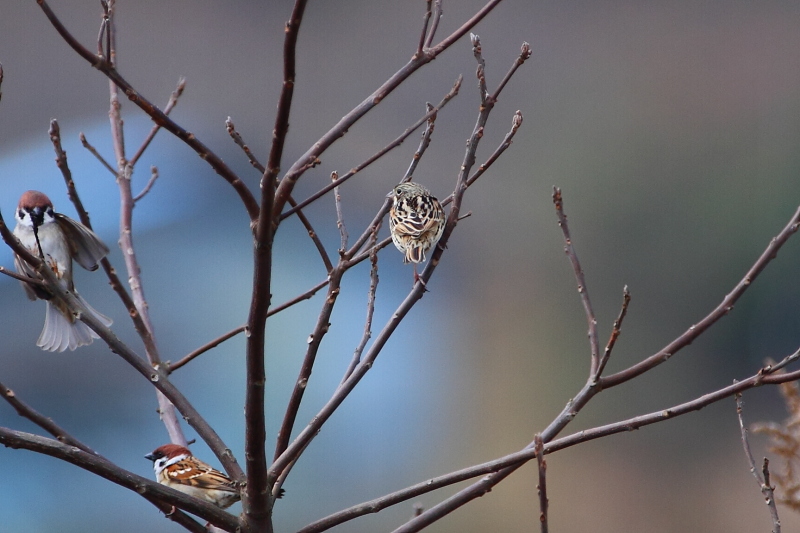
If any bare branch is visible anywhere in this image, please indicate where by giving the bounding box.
[0,381,97,455]
[535,434,549,533]
[0,265,46,287]
[424,0,443,49]
[553,188,600,375]
[273,0,506,222]
[342,232,380,383]
[168,325,247,373]
[272,33,526,482]
[280,77,461,222]
[273,264,345,462]
[333,171,348,254]
[596,286,631,376]
[737,393,782,533]
[267,278,330,317]
[439,110,523,208]
[101,2,187,449]
[133,166,159,203]
[0,429,236,531]
[244,1,307,527]
[0,62,4,102]
[358,357,800,533]
[416,0,433,58]
[129,77,186,168]
[227,117,333,272]
[79,132,116,175]
[602,204,800,388]
[36,0,259,221]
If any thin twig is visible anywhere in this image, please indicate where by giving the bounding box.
[424,0,443,49]
[0,62,4,102]
[553,187,601,376]
[273,263,346,462]
[267,278,330,317]
[168,325,247,373]
[0,381,97,455]
[133,166,159,203]
[37,0,259,220]
[534,434,548,533]
[341,231,380,383]
[596,286,631,377]
[273,0,506,223]
[416,0,432,58]
[227,117,333,272]
[737,393,782,533]
[0,265,46,287]
[602,204,800,388]
[439,110,523,208]
[79,133,116,175]
[333,171,348,254]
[129,77,186,168]
[280,77,461,222]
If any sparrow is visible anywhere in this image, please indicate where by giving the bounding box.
[12,190,112,352]
[387,182,446,283]
[145,444,241,510]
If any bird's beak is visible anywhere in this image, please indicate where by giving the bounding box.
[386,191,393,199]
[29,207,45,229]
[144,453,156,461]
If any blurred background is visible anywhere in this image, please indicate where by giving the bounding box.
[1,1,800,531]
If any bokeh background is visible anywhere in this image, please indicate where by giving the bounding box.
[2,1,800,531]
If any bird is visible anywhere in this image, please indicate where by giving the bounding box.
[12,190,112,352]
[387,182,446,284]
[145,444,241,510]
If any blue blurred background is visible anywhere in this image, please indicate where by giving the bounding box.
[2,1,800,531]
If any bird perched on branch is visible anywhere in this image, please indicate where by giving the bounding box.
[145,444,241,509]
[387,182,446,284]
[13,190,112,352]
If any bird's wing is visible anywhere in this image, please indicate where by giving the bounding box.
[55,214,109,271]
[13,253,40,300]
[166,458,239,493]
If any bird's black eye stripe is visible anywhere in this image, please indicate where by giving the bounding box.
[18,210,26,219]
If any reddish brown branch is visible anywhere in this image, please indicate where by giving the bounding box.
[280,77,461,222]
[272,0,505,222]
[129,77,186,168]
[169,325,247,373]
[36,0,259,221]
[0,429,235,531]
[227,117,333,272]
[267,279,330,317]
[244,2,307,529]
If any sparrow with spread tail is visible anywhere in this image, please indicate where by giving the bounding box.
[145,444,241,509]
[13,190,112,352]
[387,182,446,283]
